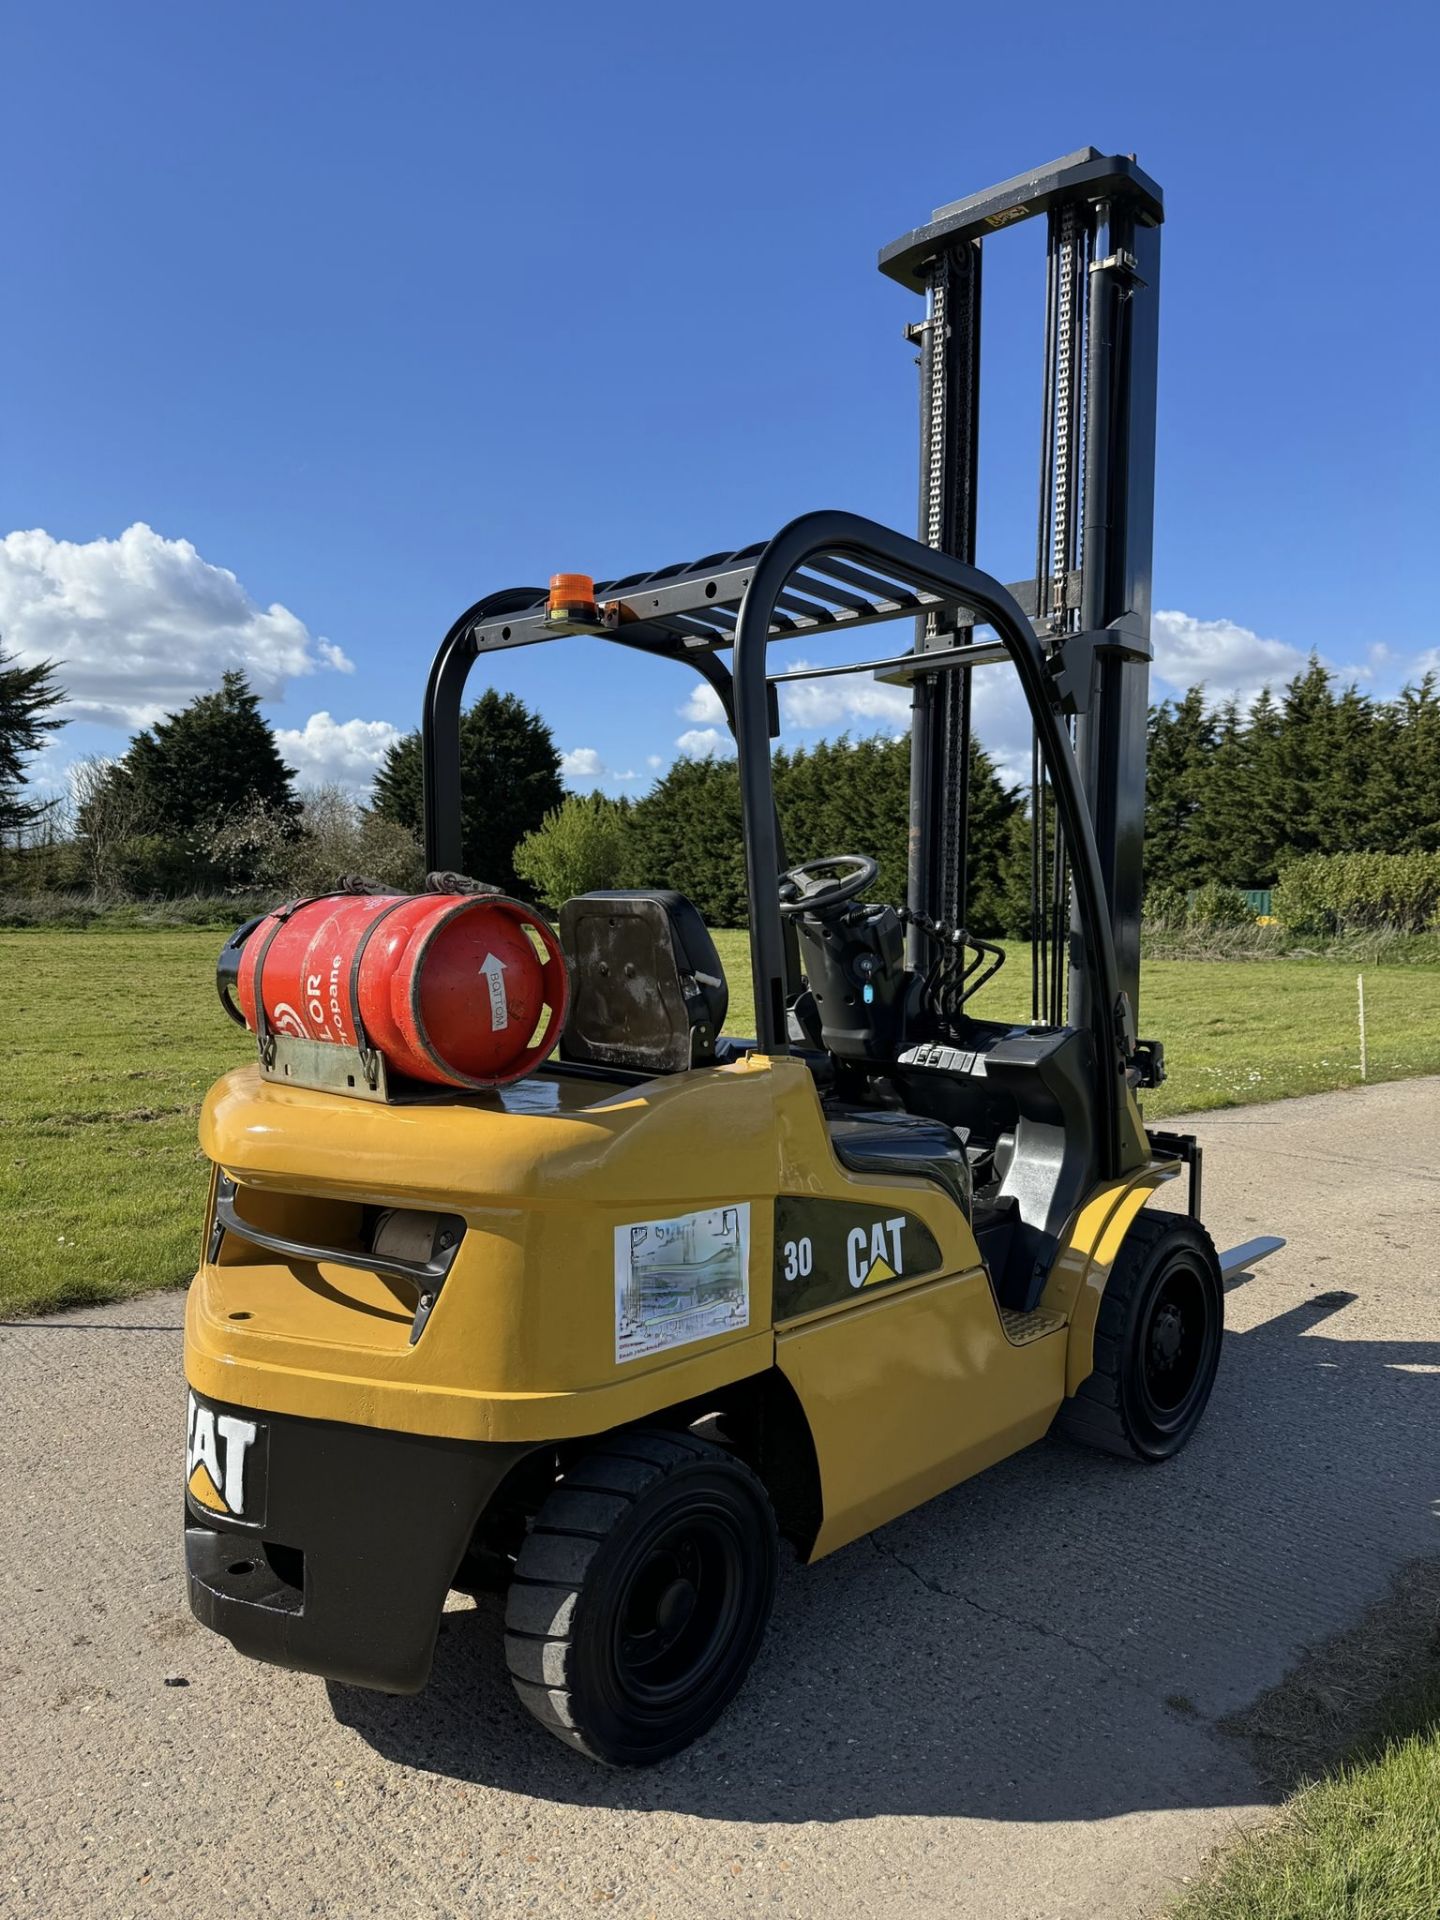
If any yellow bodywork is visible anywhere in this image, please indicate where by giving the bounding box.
[186,1052,1173,1561]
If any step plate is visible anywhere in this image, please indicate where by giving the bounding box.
[998,1306,1066,1345]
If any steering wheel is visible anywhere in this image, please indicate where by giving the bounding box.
[777,854,878,917]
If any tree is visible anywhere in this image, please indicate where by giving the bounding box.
[951,739,1024,936]
[1271,658,1344,866]
[1223,686,1288,886]
[1385,675,1440,853]
[122,670,299,838]
[205,785,423,896]
[1202,698,1276,887]
[1143,689,1217,892]
[996,804,1040,937]
[773,736,914,913]
[625,755,748,925]
[79,670,300,890]
[285,785,423,894]
[0,642,64,843]
[779,737,913,902]
[775,733,1020,934]
[1134,664,1440,895]
[69,755,147,895]
[372,690,563,894]
[513,792,631,909]
[623,734,1022,934]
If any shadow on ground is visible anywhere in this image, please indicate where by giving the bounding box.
[333,1283,1440,1823]
[1224,1554,1440,1792]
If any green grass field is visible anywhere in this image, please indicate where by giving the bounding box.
[1173,1728,1440,1920]
[4,928,1439,1319]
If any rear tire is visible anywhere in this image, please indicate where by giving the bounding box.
[1054,1211,1223,1462]
[504,1428,777,1765]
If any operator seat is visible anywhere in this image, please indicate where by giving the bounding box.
[558,891,728,1075]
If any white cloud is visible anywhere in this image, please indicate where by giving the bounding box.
[969,668,1036,792]
[961,609,1311,780]
[679,681,727,725]
[0,522,349,730]
[560,747,641,785]
[673,679,735,758]
[761,652,1034,787]
[560,746,606,778]
[614,617,1436,805]
[1151,609,1310,703]
[675,726,734,758]
[1153,613,1439,701]
[778,660,912,735]
[273,712,403,794]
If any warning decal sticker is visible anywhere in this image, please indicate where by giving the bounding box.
[615,1205,750,1365]
[479,952,509,1031]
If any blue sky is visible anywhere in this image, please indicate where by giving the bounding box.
[4,0,1434,802]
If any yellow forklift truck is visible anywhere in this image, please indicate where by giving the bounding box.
[185,149,1283,1764]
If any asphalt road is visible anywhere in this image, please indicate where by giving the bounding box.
[3,1078,1438,1919]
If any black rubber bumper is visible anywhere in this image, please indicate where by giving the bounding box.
[185,1396,537,1694]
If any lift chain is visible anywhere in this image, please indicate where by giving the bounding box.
[1051,202,1084,624]
[918,246,979,932]
[923,260,950,564]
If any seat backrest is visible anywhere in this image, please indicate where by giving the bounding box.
[558,891,729,1075]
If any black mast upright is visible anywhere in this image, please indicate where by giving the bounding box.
[906,239,981,961]
[1072,195,1161,1035]
[880,148,1163,1035]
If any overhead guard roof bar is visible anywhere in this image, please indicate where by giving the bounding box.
[456,551,1069,665]
[425,539,1050,847]
[424,551,1021,873]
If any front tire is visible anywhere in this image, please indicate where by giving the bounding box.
[1055,1212,1223,1462]
[504,1429,777,1765]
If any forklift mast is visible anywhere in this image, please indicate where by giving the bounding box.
[879,148,1163,1039]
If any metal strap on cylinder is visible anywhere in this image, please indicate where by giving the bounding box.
[345,897,414,1090]
[251,897,313,1070]
[250,889,367,1071]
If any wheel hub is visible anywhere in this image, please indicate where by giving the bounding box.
[615,1523,742,1701]
[656,1577,697,1638]
[1150,1302,1184,1368]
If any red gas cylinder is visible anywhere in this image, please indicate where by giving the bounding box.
[226,892,569,1089]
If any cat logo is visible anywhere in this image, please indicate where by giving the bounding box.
[772,1198,940,1323]
[848,1216,908,1290]
[186,1392,261,1521]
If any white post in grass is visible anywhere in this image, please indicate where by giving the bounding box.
[1357,972,1367,1083]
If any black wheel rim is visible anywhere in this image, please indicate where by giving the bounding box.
[610,1504,747,1713]
[1136,1260,1216,1433]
